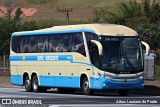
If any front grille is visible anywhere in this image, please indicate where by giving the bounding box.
[111,78,138,82]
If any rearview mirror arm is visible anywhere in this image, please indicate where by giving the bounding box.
[141,41,150,56]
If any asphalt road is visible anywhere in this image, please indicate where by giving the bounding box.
[0,87,160,107]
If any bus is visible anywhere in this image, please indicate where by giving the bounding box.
[10,24,150,96]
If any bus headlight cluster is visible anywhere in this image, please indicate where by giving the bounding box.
[137,76,143,80]
[104,75,112,80]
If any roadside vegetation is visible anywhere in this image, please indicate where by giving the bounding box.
[155,65,160,79]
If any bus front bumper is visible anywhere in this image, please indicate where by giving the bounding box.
[90,77,144,90]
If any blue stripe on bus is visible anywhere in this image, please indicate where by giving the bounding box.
[10,56,23,61]
[10,55,72,61]
[11,75,143,89]
[11,75,80,88]
[10,55,92,66]
[12,29,96,36]
[11,75,23,86]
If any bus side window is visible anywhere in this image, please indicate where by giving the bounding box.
[49,34,62,52]
[62,34,72,52]
[72,33,86,56]
[85,32,98,42]
[20,37,30,53]
[43,35,50,52]
[12,36,20,53]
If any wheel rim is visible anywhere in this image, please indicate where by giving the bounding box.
[84,80,89,92]
[33,79,38,90]
[25,79,30,89]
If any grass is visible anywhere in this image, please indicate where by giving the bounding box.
[155,65,160,80]
[27,0,52,4]
[47,0,127,9]
[14,0,128,20]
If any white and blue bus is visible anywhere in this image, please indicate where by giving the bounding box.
[10,24,150,95]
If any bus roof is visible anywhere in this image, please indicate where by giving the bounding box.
[12,24,138,36]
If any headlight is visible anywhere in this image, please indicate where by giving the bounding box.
[101,74,112,80]
[104,75,112,80]
[137,76,143,80]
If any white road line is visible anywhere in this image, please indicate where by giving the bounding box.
[0,95,29,98]
[49,104,159,107]
[0,87,24,91]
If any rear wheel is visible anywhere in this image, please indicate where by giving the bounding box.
[24,76,32,92]
[82,77,93,95]
[32,75,47,92]
[117,90,129,96]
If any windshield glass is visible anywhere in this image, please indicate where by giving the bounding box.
[100,36,143,74]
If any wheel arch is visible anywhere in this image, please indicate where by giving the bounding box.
[23,72,30,85]
[80,73,91,88]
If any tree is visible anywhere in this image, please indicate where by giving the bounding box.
[92,7,109,23]
[14,8,23,21]
[119,0,160,23]
[0,0,16,20]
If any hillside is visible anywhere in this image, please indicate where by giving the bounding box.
[0,0,160,21]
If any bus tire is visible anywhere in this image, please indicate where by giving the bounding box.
[117,90,129,96]
[24,76,32,92]
[82,77,93,95]
[32,75,41,92]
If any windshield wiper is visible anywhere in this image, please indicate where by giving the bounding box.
[120,42,135,72]
[124,51,135,71]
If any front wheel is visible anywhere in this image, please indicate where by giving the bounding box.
[117,90,129,96]
[24,76,32,92]
[82,77,94,95]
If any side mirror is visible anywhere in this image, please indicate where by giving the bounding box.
[141,41,150,56]
[91,40,103,55]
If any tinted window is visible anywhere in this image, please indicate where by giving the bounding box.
[50,34,62,52]
[12,37,20,53]
[85,32,98,42]
[11,33,86,56]
[72,33,86,56]
[62,34,72,52]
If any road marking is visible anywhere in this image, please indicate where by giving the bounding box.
[49,104,160,107]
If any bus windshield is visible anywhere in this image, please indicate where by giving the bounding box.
[100,36,143,74]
